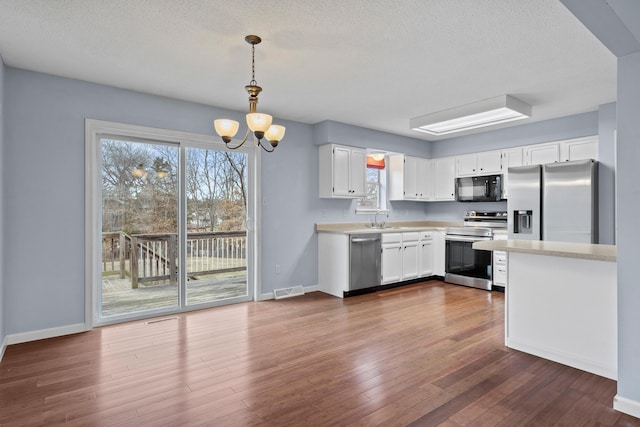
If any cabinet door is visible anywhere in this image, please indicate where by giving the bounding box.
[477,151,503,175]
[562,137,598,162]
[402,240,419,280]
[501,147,524,199]
[382,243,403,284]
[404,156,419,199]
[419,237,433,277]
[332,146,352,197]
[434,157,456,201]
[349,148,367,197]
[456,154,478,177]
[417,158,432,200]
[525,143,560,165]
[432,231,445,276]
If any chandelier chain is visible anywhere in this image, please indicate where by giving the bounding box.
[250,43,257,87]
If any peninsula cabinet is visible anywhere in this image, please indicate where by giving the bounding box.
[319,144,367,198]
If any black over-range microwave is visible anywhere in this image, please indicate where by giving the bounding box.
[455,174,503,202]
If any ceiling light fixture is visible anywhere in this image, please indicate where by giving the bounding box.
[214,35,285,152]
[410,95,531,136]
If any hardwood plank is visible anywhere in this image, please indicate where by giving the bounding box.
[0,280,637,426]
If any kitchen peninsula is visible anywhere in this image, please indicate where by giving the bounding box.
[474,239,617,380]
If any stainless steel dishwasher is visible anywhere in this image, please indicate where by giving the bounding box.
[349,234,382,292]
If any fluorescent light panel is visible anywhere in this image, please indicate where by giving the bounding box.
[411,95,531,136]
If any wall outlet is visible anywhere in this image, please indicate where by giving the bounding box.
[275,264,281,274]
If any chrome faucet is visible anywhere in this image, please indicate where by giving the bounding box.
[371,210,388,228]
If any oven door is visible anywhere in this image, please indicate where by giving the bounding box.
[444,235,493,290]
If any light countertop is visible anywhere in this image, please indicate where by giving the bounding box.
[316,220,461,235]
[473,239,616,262]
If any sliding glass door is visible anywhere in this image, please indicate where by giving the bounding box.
[184,148,248,306]
[94,127,252,324]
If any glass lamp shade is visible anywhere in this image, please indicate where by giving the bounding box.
[214,119,240,138]
[246,113,273,133]
[265,125,286,142]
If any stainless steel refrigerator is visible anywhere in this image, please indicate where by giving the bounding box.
[507,159,598,243]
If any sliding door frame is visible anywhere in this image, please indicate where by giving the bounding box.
[85,119,261,329]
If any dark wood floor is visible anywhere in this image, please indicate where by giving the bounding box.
[1,281,638,426]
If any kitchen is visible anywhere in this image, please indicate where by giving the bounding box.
[317,129,616,375]
[1,0,639,424]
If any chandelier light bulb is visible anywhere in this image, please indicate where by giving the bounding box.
[265,125,286,145]
[214,119,240,141]
[246,113,273,138]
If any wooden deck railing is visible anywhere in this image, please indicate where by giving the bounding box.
[102,231,247,288]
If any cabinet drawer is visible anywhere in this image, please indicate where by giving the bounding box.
[402,232,420,242]
[420,232,433,241]
[382,233,402,244]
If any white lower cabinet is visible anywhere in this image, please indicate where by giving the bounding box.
[418,232,433,277]
[401,233,419,281]
[432,230,445,276]
[382,231,439,284]
[382,234,403,284]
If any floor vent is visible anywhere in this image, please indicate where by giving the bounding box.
[274,286,305,300]
[146,316,178,324]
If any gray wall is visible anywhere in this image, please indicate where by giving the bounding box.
[2,67,323,334]
[617,50,640,407]
[264,120,435,293]
[0,54,5,348]
[430,111,599,158]
[598,102,616,245]
[561,0,640,409]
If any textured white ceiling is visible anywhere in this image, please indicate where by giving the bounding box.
[0,0,617,140]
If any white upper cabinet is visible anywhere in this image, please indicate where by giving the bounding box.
[433,157,456,201]
[417,158,433,201]
[524,143,561,165]
[477,151,503,174]
[456,154,478,177]
[501,147,524,199]
[523,137,598,166]
[389,155,432,201]
[456,151,502,177]
[560,136,599,162]
[319,144,367,198]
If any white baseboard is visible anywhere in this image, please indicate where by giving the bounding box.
[260,284,320,301]
[614,395,640,419]
[6,323,88,345]
[507,337,617,380]
[0,335,7,362]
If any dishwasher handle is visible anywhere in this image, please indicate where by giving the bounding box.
[351,236,381,243]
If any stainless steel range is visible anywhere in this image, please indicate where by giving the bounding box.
[445,211,507,290]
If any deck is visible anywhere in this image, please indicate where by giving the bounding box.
[101,273,247,317]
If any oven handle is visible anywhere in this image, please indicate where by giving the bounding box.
[445,235,493,243]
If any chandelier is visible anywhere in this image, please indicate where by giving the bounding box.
[214,35,286,152]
